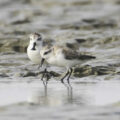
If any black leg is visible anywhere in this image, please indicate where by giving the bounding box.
[41,68,47,87]
[61,70,69,83]
[38,58,45,70]
[45,70,50,86]
[67,68,72,84]
[41,68,47,80]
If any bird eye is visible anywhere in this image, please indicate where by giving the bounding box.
[44,49,51,55]
[44,52,48,55]
[37,37,41,41]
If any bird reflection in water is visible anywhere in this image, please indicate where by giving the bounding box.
[66,85,73,104]
[28,84,74,106]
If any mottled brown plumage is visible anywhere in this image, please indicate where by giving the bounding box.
[62,49,96,60]
[40,45,96,84]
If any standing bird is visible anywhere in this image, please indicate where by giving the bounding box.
[27,32,86,68]
[27,32,43,68]
[27,32,87,85]
[40,45,96,84]
[27,33,49,86]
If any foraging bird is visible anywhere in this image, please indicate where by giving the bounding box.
[27,32,88,85]
[40,45,96,84]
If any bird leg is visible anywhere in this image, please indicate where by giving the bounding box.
[40,58,47,81]
[41,68,47,87]
[38,58,45,70]
[41,68,47,80]
[40,58,45,68]
[61,70,69,83]
[67,68,73,84]
[40,58,51,86]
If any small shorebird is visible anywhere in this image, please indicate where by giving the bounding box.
[40,45,96,84]
[27,32,87,85]
[27,32,85,68]
[27,32,43,67]
[27,33,49,86]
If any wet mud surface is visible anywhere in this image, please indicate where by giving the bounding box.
[0,0,120,120]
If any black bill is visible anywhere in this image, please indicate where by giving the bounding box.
[31,42,36,50]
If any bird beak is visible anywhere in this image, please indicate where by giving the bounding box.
[40,58,45,67]
[31,42,36,50]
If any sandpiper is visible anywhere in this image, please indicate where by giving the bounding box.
[27,32,87,85]
[27,32,85,67]
[40,45,96,84]
[27,32,43,66]
[27,32,50,86]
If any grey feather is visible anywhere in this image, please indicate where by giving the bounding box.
[63,49,96,60]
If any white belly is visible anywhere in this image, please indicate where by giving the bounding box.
[46,53,69,67]
[47,57,58,66]
[27,48,41,64]
[47,53,82,68]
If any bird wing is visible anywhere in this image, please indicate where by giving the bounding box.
[63,49,96,60]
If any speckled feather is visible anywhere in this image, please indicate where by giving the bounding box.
[63,49,96,60]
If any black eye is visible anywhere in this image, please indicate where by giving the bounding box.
[44,52,48,55]
[44,49,51,55]
[37,37,41,41]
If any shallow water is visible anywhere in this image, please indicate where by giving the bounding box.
[1,80,120,107]
[0,78,120,120]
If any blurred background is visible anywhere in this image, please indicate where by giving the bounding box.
[0,0,120,53]
[0,0,120,120]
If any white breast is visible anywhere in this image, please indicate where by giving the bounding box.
[27,46,41,64]
[47,55,57,66]
[48,50,67,67]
